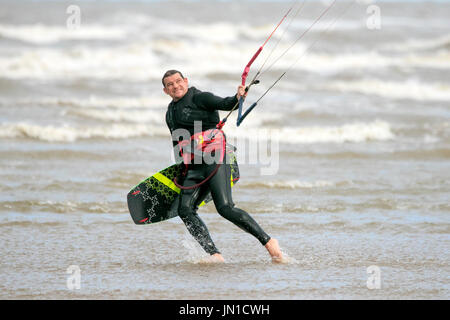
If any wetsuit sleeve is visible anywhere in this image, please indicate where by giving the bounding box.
[193,91,238,111]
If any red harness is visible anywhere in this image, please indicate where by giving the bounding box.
[178,129,226,166]
[173,128,226,190]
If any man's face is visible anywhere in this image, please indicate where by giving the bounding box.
[163,73,189,101]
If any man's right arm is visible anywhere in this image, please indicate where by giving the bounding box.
[193,91,238,112]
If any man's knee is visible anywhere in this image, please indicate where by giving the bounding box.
[178,190,198,220]
[178,204,195,220]
[216,204,236,219]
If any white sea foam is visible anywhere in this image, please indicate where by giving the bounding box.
[0,120,394,144]
[0,23,128,44]
[2,96,170,110]
[240,179,334,189]
[328,79,450,101]
[69,108,166,124]
[270,50,450,74]
[45,96,167,109]
[225,111,284,128]
[383,34,450,53]
[2,96,282,126]
[290,18,363,32]
[380,17,450,31]
[160,20,291,45]
[0,19,448,81]
[398,51,450,70]
[1,43,447,82]
[285,51,392,73]
[0,44,160,80]
[229,120,395,144]
[0,18,291,46]
[181,237,213,264]
[0,122,167,142]
[0,14,449,82]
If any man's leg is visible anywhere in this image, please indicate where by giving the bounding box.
[178,168,224,261]
[207,163,284,262]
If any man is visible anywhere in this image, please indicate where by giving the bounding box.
[163,69,284,263]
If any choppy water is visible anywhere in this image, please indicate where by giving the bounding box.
[0,0,449,299]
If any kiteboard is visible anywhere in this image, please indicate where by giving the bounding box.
[127,152,240,225]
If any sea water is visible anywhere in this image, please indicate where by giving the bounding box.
[0,0,449,299]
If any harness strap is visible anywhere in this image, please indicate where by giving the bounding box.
[173,129,226,190]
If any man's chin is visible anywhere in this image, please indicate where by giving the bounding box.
[173,92,186,100]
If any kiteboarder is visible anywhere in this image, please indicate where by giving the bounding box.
[163,69,284,263]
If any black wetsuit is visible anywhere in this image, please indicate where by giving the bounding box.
[166,87,271,255]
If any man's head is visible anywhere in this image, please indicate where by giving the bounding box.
[162,70,189,102]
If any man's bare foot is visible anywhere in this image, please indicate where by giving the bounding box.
[211,253,225,263]
[199,253,225,264]
[265,238,284,263]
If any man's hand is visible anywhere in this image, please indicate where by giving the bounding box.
[236,85,248,100]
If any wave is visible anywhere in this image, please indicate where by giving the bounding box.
[0,16,363,46]
[0,23,128,44]
[6,96,170,109]
[239,179,335,189]
[272,220,450,235]
[281,148,450,160]
[0,200,132,227]
[0,122,167,142]
[0,120,394,143]
[0,200,128,215]
[0,94,285,129]
[230,120,394,144]
[327,79,450,102]
[0,20,273,45]
[1,39,449,81]
[271,50,450,74]
[0,221,63,228]
[380,16,450,33]
[0,149,110,161]
[68,108,166,124]
[0,44,161,80]
[383,34,450,53]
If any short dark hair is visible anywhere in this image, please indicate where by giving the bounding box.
[162,70,184,87]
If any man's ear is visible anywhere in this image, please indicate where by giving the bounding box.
[163,86,169,95]
[184,78,188,86]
